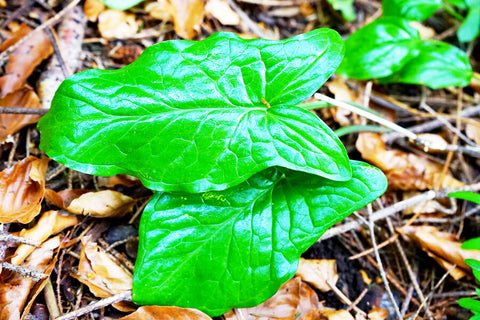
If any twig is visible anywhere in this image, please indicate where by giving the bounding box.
[326,280,367,318]
[225,0,273,39]
[44,278,61,318]
[0,107,49,115]
[0,233,41,246]
[55,290,132,320]
[2,262,47,281]
[368,205,402,320]
[346,287,369,313]
[401,285,415,317]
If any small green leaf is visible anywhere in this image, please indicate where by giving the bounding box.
[458,5,480,42]
[336,17,420,80]
[382,0,442,21]
[448,191,480,204]
[379,40,473,88]
[445,0,468,9]
[462,238,480,250]
[326,0,356,21]
[101,0,144,10]
[38,30,349,193]
[459,298,480,313]
[132,161,387,316]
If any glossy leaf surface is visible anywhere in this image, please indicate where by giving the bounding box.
[38,30,349,193]
[458,4,480,42]
[132,161,387,316]
[382,0,442,21]
[449,191,480,205]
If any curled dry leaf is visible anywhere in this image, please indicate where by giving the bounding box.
[44,189,89,209]
[318,309,354,320]
[98,9,139,39]
[84,0,105,21]
[0,156,49,224]
[224,277,322,320]
[0,23,53,97]
[325,77,358,126]
[11,210,78,265]
[466,122,480,145]
[0,85,41,143]
[146,0,174,21]
[67,190,135,218]
[399,226,480,279]
[117,306,212,320]
[72,235,133,311]
[0,236,60,320]
[205,0,240,26]
[96,174,141,188]
[367,307,388,320]
[295,258,338,292]
[169,0,204,39]
[402,191,454,215]
[356,133,464,190]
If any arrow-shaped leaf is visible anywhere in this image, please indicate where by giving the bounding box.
[38,30,348,193]
[132,161,387,316]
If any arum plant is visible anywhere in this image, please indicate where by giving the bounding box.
[38,30,387,316]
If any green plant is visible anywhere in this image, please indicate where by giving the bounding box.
[37,30,387,316]
[100,0,144,10]
[326,0,356,21]
[336,17,473,88]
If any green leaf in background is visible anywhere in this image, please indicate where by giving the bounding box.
[379,40,473,88]
[337,17,473,88]
[336,17,420,80]
[132,161,387,316]
[448,191,480,204]
[459,298,480,314]
[382,0,442,21]
[101,0,144,10]
[462,237,480,250]
[445,0,468,9]
[458,3,480,42]
[38,30,349,193]
[326,0,356,21]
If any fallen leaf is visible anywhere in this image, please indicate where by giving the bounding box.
[98,9,139,39]
[12,210,78,265]
[356,133,464,190]
[73,235,133,311]
[409,21,436,39]
[146,0,174,21]
[169,0,204,39]
[466,122,480,145]
[367,307,388,320]
[205,0,240,25]
[84,0,105,21]
[295,258,338,292]
[44,189,89,209]
[0,236,60,320]
[0,86,41,143]
[402,191,454,215]
[96,174,141,188]
[326,77,358,126]
[318,309,354,320]
[399,226,480,279]
[415,133,449,153]
[0,23,53,97]
[224,277,322,320]
[117,306,212,320]
[66,190,136,218]
[0,156,49,224]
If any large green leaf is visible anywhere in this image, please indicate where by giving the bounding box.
[132,161,387,316]
[38,30,349,193]
[382,0,442,21]
[458,4,480,42]
[336,17,420,80]
[379,40,473,88]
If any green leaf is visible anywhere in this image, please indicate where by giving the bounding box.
[462,238,480,250]
[326,0,356,21]
[101,0,144,10]
[132,161,387,316]
[38,30,349,193]
[336,17,420,80]
[445,0,468,9]
[379,40,473,88]
[449,191,480,204]
[458,5,480,42]
[382,0,442,21]
[459,298,480,313]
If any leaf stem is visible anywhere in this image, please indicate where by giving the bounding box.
[334,125,392,137]
[442,0,465,21]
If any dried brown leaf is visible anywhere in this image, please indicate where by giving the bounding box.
[0,23,53,97]
[146,0,174,21]
[12,210,77,265]
[84,0,105,21]
[224,277,322,320]
[98,9,139,39]
[356,133,464,190]
[295,258,338,292]
[0,86,41,143]
[169,0,204,39]
[399,226,480,279]
[96,175,141,188]
[118,306,212,320]
[466,122,480,145]
[0,156,49,224]
[367,308,388,320]
[66,190,136,218]
[318,309,354,320]
[205,0,240,25]
[44,188,89,209]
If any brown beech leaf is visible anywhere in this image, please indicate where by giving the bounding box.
[84,0,105,21]
[318,309,354,320]
[399,226,480,279]
[96,175,141,188]
[98,9,139,39]
[146,0,174,21]
[118,306,212,320]
[295,258,338,292]
[65,190,136,218]
[0,23,53,97]
[169,0,204,39]
[12,210,77,265]
[367,308,388,320]
[224,277,322,320]
[356,133,464,190]
[0,156,49,224]
[205,0,240,26]
[44,189,89,209]
[0,236,60,320]
[72,235,133,311]
[0,86,41,143]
